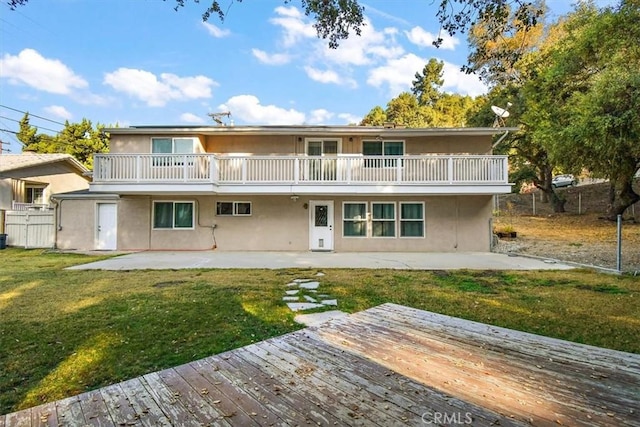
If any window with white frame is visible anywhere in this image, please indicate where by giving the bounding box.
[152,137,196,166]
[400,202,425,237]
[26,186,45,204]
[216,201,252,216]
[372,202,396,237]
[343,202,367,237]
[153,201,194,229]
[362,140,404,167]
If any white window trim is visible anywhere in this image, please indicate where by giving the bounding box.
[25,185,47,204]
[371,202,397,239]
[342,201,367,238]
[362,140,405,169]
[150,137,198,153]
[152,200,195,230]
[399,201,425,238]
[216,201,253,217]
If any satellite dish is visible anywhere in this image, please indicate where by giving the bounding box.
[491,105,510,118]
[491,103,512,127]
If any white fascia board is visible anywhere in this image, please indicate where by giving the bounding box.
[88,182,513,196]
[104,126,519,138]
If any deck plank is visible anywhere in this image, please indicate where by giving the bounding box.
[201,353,324,426]
[173,362,260,426]
[314,303,640,426]
[99,383,141,427]
[189,358,286,426]
[147,368,232,426]
[3,409,30,427]
[378,303,640,372]
[117,377,171,426]
[3,303,638,427]
[30,401,58,427]
[275,330,526,426]
[237,344,378,426]
[360,306,640,407]
[54,395,85,426]
[78,389,115,426]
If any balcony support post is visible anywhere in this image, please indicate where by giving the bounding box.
[210,156,218,183]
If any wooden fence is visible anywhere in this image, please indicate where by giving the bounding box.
[4,210,55,248]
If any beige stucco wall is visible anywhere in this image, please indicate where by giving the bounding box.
[109,135,206,154]
[55,199,99,250]
[58,194,491,252]
[57,194,492,252]
[0,178,13,211]
[108,133,492,156]
[2,163,89,208]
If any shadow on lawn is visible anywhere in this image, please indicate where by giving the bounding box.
[0,278,300,414]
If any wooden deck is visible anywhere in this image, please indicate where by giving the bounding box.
[3,303,639,426]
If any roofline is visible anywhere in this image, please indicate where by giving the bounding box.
[51,191,120,200]
[103,125,519,137]
[0,153,90,175]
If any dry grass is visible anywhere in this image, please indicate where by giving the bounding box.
[494,182,640,271]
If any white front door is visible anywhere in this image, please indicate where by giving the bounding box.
[96,203,117,250]
[309,200,334,251]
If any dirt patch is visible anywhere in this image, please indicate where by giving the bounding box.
[493,181,640,272]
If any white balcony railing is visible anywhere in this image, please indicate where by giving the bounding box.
[11,202,52,211]
[92,154,509,185]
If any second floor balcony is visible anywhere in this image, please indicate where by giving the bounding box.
[90,153,511,195]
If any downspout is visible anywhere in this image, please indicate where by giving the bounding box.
[49,195,62,249]
[491,130,510,151]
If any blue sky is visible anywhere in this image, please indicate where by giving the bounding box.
[0,0,614,150]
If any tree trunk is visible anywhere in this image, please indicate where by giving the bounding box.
[550,191,567,213]
[534,165,565,212]
[605,176,640,220]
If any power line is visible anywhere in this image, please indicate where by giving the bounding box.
[0,104,66,126]
[0,114,61,134]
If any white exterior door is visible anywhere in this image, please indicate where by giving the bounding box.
[96,203,117,250]
[309,200,334,251]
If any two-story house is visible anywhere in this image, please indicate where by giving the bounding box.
[54,125,514,252]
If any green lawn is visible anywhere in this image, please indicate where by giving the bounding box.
[1,248,639,414]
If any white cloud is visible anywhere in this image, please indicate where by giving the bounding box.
[202,22,231,38]
[252,49,291,65]
[43,105,72,121]
[219,95,305,125]
[307,109,334,124]
[0,49,88,94]
[367,53,426,95]
[320,18,402,66]
[103,68,216,107]
[441,62,487,97]
[304,66,357,88]
[405,26,459,50]
[367,53,487,97]
[180,112,205,124]
[270,6,316,47]
[338,113,361,124]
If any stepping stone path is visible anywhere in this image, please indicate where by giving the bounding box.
[283,272,338,312]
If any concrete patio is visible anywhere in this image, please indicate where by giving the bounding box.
[66,251,574,271]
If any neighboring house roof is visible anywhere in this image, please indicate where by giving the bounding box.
[0,153,89,175]
[104,125,519,137]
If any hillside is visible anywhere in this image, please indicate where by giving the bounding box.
[492,180,640,273]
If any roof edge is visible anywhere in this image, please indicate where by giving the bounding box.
[103,125,519,137]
